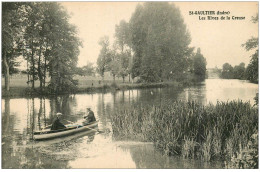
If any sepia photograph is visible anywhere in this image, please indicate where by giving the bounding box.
[1,0,259,169]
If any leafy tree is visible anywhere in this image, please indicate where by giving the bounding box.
[221,63,234,79]
[242,14,258,83]
[118,50,130,83]
[192,48,207,79]
[2,2,25,91]
[107,50,120,82]
[25,2,82,93]
[114,20,133,82]
[233,63,246,79]
[129,2,192,82]
[97,36,111,82]
[115,20,131,52]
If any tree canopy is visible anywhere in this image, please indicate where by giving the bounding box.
[2,2,82,93]
[129,2,193,82]
[242,14,258,83]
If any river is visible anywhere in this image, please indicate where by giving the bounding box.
[1,79,258,168]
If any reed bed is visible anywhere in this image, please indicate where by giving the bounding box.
[109,100,258,163]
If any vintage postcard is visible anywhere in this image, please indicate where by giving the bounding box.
[1,1,258,169]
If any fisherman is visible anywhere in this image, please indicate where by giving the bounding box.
[84,108,96,123]
[51,112,66,130]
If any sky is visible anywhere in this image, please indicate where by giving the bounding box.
[60,1,258,69]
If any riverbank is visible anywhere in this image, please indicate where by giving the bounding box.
[1,80,187,98]
[110,100,258,168]
[2,75,196,98]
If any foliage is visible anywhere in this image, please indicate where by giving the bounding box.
[114,20,132,82]
[242,14,258,83]
[254,93,258,106]
[128,2,192,82]
[107,49,120,81]
[233,63,246,79]
[110,100,258,166]
[221,63,234,79]
[97,36,111,80]
[2,2,82,93]
[192,48,207,79]
[225,132,258,169]
[76,63,95,76]
[2,2,25,90]
[245,51,258,83]
[221,63,246,80]
[114,20,131,52]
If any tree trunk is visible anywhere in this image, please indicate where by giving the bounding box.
[123,76,125,83]
[31,41,35,89]
[129,73,131,83]
[43,51,47,88]
[27,59,30,86]
[38,46,42,91]
[113,74,115,82]
[3,52,10,91]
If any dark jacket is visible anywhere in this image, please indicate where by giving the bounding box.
[84,110,96,123]
[51,118,66,130]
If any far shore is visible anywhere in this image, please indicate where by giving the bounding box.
[2,74,194,98]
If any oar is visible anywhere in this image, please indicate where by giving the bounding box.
[83,125,106,134]
[65,119,106,134]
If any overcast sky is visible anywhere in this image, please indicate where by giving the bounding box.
[60,1,258,69]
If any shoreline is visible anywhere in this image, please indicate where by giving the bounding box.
[1,81,190,99]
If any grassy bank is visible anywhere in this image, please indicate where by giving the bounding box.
[2,74,190,98]
[109,100,258,166]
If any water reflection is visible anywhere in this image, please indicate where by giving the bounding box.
[1,79,258,168]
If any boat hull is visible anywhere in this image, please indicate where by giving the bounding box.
[33,121,98,140]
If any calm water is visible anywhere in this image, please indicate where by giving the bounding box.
[1,79,258,169]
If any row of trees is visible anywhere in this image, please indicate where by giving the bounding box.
[221,63,246,79]
[2,2,82,93]
[97,2,207,83]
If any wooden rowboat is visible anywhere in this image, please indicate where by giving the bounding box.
[33,121,98,140]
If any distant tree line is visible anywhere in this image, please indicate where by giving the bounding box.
[220,14,258,83]
[2,2,82,93]
[220,63,246,79]
[97,2,207,83]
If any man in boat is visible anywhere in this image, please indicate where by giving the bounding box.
[51,113,66,130]
[84,108,96,123]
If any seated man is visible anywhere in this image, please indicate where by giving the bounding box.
[51,113,66,130]
[84,108,96,123]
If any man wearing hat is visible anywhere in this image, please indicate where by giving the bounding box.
[51,112,66,130]
[84,108,96,124]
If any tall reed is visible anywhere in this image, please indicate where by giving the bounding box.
[110,100,258,165]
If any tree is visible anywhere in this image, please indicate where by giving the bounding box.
[107,50,120,82]
[118,50,130,83]
[114,20,133,82]
[115,20,131,52]
[221,63,234,79]
[242,14,258,83]
[2,2,25,91]
[23,2,82,93]
[97,36,111,82]
[129,2,192,82]
[193,48,207,79]
[233,63,246,79]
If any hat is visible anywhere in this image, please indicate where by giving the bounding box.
[56,112,62,117]
[87,107,91,110]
